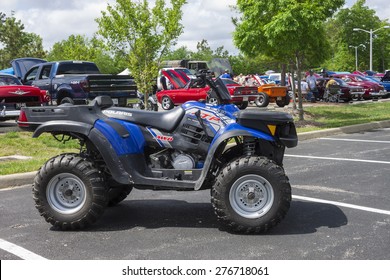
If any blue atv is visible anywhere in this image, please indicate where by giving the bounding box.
[18,72,298,233]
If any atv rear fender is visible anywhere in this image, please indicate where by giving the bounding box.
[32,120,134,185]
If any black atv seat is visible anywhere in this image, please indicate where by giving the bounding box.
[102,106,185,132]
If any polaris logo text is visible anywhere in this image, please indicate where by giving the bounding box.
[103,110,133,117]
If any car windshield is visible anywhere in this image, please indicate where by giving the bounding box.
[354,75,373,82]
[333,78,348,87]
[0,75,21,85]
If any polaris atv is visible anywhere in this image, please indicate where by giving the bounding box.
[18,72,298,233]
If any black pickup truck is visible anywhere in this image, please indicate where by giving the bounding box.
[22,60,137,106]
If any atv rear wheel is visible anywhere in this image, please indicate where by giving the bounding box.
[211,156,291,233]
[33,154,108,230]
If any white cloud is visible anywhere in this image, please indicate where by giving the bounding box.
[2,0,388,56]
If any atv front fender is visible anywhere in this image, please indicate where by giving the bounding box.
[194,124,276,190]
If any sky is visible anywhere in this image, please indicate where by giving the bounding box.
[1,0,389,55]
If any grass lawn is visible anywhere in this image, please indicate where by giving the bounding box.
[1,101,390,175]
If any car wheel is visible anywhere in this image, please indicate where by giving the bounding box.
[255,92,270,107]
[60,97,74,105]
[236,101,248,110]
[161,96,174,110]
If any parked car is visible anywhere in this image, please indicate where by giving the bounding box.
[316,77,365,102]
[157,67,194,90]
[0,57,47,80]
[331,74,386,99]
[252,75,289,107]
[0,73,50,121]
[22,60,137,105]
[363,75,390,97]
[156,70,258,110]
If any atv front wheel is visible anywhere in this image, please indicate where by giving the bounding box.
[33,154,108,230]
[211,156,291,233]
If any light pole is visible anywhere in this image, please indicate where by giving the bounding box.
[353,26,390,71]
[349,44,365,71]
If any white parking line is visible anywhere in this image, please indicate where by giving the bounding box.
[319,137,390,144]
[285,154,390,165]
[0,238,47,260]
[293,195,390,216]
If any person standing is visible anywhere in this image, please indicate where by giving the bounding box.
[220,69,232,79]
[306,70,318,102]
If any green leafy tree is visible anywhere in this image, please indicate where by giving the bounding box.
[96,0,186,100]
[163,46,192,60]
[0,12,45,69]
[46,35,121,74]
[324,0,390,72]
[233,0,344,120]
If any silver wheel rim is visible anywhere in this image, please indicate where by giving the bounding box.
[47,173,87,215]
[256,95,265,106]
[162,97,171,110]
[229,174,274,219]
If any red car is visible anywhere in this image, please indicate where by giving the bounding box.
[331,74,386,99]
[156,70,258,110]
[316,78,365,101]
[0,74,50,121]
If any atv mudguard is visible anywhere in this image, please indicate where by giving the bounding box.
[194,124,276,190]
[32,120,134,185]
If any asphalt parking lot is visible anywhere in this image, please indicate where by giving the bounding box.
[0,126,389,261]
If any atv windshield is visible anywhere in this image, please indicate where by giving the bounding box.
[211,77,231,104]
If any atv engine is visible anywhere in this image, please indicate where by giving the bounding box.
[149,149,199,169]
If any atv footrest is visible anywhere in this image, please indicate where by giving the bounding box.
[151,168,202,181]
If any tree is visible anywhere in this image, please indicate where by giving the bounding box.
[233,0,344,120]
[0,12,45,69]
[96,0,186,100]
[163,46,192,60]
[46,35,122,74]
[324,0,390,72]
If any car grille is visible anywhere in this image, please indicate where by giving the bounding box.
[1,96,41,103]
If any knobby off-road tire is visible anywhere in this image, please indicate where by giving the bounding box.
[211,156,291,233]
[33,154,108,230]
[108,185,133,207]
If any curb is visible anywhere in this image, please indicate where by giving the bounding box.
[0,171,36,189]
[297,119,390,141]
[1,119,390,189]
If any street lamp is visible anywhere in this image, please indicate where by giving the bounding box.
[349,44,365,71]
[353,25,390,71]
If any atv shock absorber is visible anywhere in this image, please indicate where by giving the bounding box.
[243,136,256,156]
